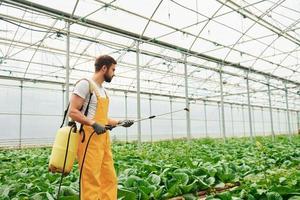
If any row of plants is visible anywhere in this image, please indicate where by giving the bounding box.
[0,135,299,199]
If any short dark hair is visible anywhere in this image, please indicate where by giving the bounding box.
[94,55,117,72]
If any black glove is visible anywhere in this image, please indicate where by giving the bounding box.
[91,122,106,135]
[118,120,134,128]
[105,124,115,131]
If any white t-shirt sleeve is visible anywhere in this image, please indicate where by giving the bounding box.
[73,79,90,99]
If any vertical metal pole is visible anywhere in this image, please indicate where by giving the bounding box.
[242,105,246,137]
[277,109,281,134]
[218,103,222,138]
[297,111,300,134]
[136,41,142,145]
[285,82,292,139]
[204,101,208,137]
[284,107,288,134]
[252,107,256,137]
[169,97,174,140]
[230,104,234,137]
[290,111,297,135]
[293,100,297,134]
[267,80,275,140]
[19,81,23,148]
[125,92,128,142]
[219,65,226,141]
[246,73,253,140]
[294,110,297,134]
[65,21,70,126]
[62,85,65,116]
[184,54,191,141]
[261,107,265,136]
[291,111,294,134]
[149,95,153,142]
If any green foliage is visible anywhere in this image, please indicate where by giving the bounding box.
[0,136,299,199]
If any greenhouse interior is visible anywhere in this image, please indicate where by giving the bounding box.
[0,0,300,199]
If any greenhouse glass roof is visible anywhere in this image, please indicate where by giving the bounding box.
[0,0,299,110]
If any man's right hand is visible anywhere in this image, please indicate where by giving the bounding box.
[91,122,106,135]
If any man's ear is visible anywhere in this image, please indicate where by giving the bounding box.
[102,65,107,72]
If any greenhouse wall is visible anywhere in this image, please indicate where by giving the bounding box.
[1,80,298,147]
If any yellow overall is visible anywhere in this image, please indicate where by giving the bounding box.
[77,89,117,200]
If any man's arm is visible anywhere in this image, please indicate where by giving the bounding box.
[107,118,120,126]
[69,80,106,135]
[107,118,135,128]
[69,94,95,126]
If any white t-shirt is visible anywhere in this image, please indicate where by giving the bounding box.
[73,79,108,120]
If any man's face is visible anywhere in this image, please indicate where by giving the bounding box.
[104,64,116,83]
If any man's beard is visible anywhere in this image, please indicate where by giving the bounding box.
[104,72,113,83]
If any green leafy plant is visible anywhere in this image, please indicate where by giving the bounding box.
[0,135,299,199]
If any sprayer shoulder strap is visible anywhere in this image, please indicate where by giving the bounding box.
[77,79,99,133]
[78,78,102,99]
[75,78,95,94]
[60,78,97,128]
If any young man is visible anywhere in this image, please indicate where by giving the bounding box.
[69,55,134,200]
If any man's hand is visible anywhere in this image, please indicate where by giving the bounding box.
[118,120,134,128]
[105,124,115,131]
[91,122,106,135]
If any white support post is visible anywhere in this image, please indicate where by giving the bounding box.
[285,82,292,140]
[170,97,174,140]
[230,104,234,137]
[184,54,191,141]
[242,105,246,137]
[65,21,70,126]
[149,95,153,142]
[267,79,275,140]
[19,81,23,148]
[261,107,265,136]
[136,41,142,145]
[219,64,226,141]
[125,92,128,142]
[204,101,208,137]
[246,73,253,140]
[277,109,281,134]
